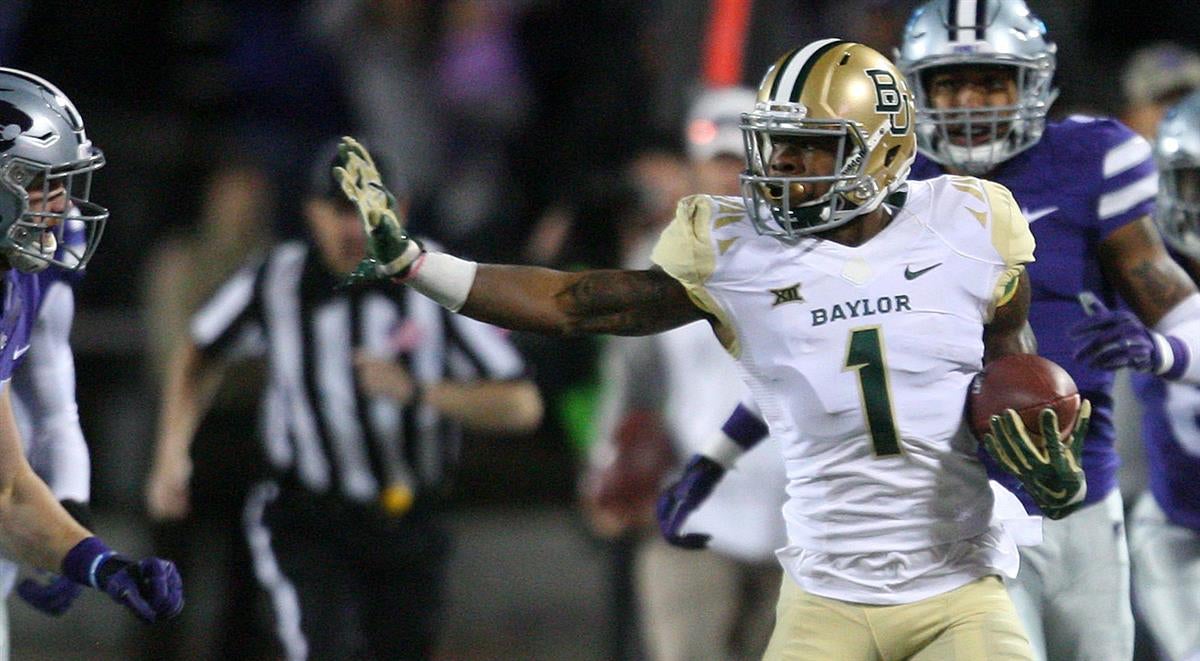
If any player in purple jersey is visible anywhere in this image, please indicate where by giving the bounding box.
[1123,90,1200,661]
[0,67,183,624]
[658,2,1200,661]
[894,2,1200,659]
[0,221,103,658]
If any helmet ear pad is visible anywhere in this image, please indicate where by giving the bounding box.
[0,168,24,237]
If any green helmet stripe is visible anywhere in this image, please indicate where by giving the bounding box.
[768,48,803,100]
[789,40,848,102]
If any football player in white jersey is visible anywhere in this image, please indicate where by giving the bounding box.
[332,40,1087,660]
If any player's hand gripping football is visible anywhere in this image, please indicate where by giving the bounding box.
[981,399,1091,520]
[656,455,726,549]
[332,136,423,287]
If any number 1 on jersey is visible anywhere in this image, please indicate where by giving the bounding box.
[844,326,902,456]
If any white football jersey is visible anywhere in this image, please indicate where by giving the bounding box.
[652,175,1034,603]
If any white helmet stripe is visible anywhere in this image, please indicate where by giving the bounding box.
[951,0,983,42]
[770,38,843,102]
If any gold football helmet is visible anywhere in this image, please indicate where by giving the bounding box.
[741,39,916,241]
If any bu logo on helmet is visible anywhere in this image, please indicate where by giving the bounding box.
[0,101,31,151]
[865,69,910,135]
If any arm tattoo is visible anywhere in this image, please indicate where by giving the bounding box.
[559,270,703,336]
[1100,216,1199,323]
[1128,260,1193,317]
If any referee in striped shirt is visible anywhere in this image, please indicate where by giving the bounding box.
[146,142,543,660]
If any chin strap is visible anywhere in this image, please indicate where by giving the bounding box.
[883,186,908,209]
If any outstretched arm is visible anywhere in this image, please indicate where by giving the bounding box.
[464,266,706,337]
[12,281,92,616]
[333,136,707,337]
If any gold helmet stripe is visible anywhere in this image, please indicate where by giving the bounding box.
[767,38,845,103]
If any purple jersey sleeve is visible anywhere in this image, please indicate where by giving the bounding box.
[0,270,43,382]
[1131,372,1200,530]
[1057,116,1157,239]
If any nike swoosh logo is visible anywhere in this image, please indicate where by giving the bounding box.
[13,344,28,359]
[1023,206,1058,223]
[904,263,942,280]
[1032,479,1068,501]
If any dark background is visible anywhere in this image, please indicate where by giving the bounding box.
[0,0,1192,658]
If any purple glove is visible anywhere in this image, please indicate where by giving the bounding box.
[655,455,725,549]
[1070,298,1185,375]
[61,537,184,623]
[97,556,185,623]
[17,573,82,616]
[1070,309,1159,371]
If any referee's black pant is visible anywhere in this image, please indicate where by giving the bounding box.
[245,480,450,661]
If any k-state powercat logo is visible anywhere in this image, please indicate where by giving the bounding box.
[0,100,32,151]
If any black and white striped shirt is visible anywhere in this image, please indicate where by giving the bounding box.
[189,240,526,504]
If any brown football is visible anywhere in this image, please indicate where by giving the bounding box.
[967,354,1081,447]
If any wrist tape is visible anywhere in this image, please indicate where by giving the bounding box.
[1155,292,1200,382]
[395,252,478,312]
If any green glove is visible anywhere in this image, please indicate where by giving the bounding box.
[981,399,1091,520]
[332,136,423,287]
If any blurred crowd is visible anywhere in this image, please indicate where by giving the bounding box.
[2,0,1200,659]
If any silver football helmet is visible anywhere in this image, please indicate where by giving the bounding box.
[1154,90,1200,259]
[895,0,1058,175]
[0,68,106,273]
